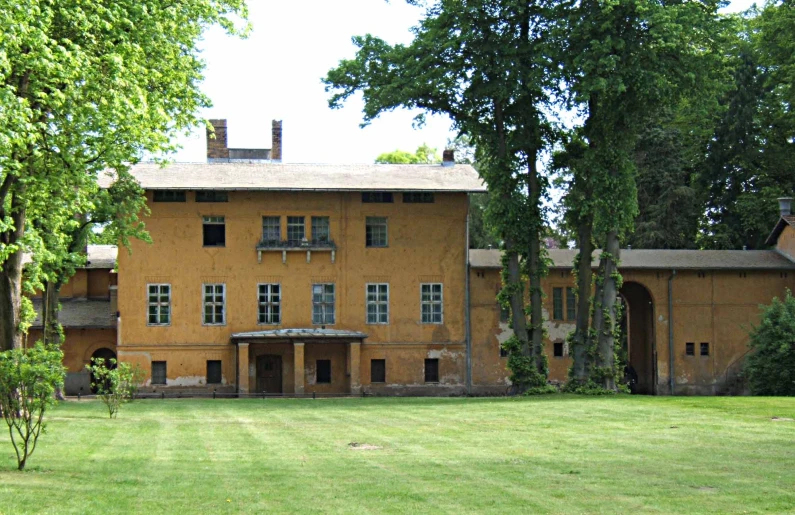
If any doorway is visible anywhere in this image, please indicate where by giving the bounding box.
[256,355,283,394]
[89,348,117,394]
[620,282,657,395]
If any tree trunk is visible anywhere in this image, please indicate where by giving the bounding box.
[504,247,531,354]
[0,190,27,351]
[571,215,594,382]
[596,230,621,390]
[526,160,545,373]
[42,280,63,346]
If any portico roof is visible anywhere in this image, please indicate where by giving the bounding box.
[231,328,367,340]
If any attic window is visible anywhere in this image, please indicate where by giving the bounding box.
[403,192,434,203]
[153,190,186,202]
[362,192,393,203]
[195,190,229,203]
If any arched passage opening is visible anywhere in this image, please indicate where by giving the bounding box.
[89,348,117,394]
[619,282,656,394]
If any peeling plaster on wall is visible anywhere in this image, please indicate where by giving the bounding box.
[426,348,464,360]
[496,322,514,345]
[169,375,207,387]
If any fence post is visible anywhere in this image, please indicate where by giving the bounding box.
[161,392,165,400]
[213,389,216,399]
[312,391,316,399]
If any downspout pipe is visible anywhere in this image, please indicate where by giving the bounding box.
[465,194,472,395]
[668,270,676,395]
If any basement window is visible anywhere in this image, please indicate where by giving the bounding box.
[425,358,439,383]
[206,360,222,384]
[316,360,331,384]
[362,191,393,203]
[153,190,186,202]
[371,359,386,383]
[553,342,564,358]
[686,342,695,356]
[202,216,226,247]
[402,192,434,203]
[151,361,167,385]
[195,190,229,202]
[700,342,710,356]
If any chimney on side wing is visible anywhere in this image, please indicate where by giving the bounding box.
[207,119,229,160]
[272,120,283,162]
[778,197,793,217]
[442,149,455,167]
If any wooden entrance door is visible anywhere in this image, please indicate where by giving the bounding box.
[256,355,283,393]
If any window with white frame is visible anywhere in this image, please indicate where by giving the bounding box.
[147,284,171,325]
[365,217,388,247]
[287,216,305,244]
[258,283,281,324]
[203,284,226,325]
[421,283,443,324]
[366,283,389,324]
[312,216,330,244]
[312,283,335,324]
[261,216,281,245]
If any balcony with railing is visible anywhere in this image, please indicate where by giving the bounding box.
[256,237,337,264]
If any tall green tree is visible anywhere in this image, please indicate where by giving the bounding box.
[559,0,722,388]
[0,1,248,351]
[325,0,557,387]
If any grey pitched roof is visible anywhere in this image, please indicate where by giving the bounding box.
[30,299,115,329]
[765,215,795,246]
[99,162,486,192]
[85,245,118,269]
[470,248,795,270]
[231,328,367,340]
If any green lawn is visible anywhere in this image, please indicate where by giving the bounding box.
[1,396,794,514]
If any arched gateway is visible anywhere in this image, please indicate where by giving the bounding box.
[620,282,657,394]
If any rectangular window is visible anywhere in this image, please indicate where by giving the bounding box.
[206,360,222,384]
[686,342,695,356]
[203,283,226,325]
[147,284,171,325]
[151,361,167,385]
[316,359,331,384]
[499,304,510,323]
[287,216,305,244]
[366,283,389,324]
[195,190,229,202]
[425,358,439,383]
[261,216,281,245]
[371,359,386,383]
[362,191,393,203]
[566,287,576,321]
[312,283,335,324]
[365,217,388,247]
[421,283,443,324]
[258,284,281,325]
[153,190,186,202]
[553,342,564,357]
[202,216,225,247]
[402,192,434,203]
[700,342,710,356]
[311,216,330,244]
[553,287,564,320]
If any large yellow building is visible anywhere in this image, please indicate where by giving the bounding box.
[42,121,795,396]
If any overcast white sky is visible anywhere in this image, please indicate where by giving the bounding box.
[169,0,759,164]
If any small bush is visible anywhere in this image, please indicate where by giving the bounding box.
[745,290,795,396]
[86,358,144,418]
[0,343,65,470]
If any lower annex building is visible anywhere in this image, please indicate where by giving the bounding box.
[34,120,795,396]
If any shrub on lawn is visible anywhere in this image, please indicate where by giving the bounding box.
[0,343,65,471]
[86,358,144,418]
[745,289,795,396]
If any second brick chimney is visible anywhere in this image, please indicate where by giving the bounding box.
[442,149,455,166]
[272,120,282,162]
[207,119,229,160]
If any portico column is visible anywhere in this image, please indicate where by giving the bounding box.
[349,341,361,395]
[294,342,305,395]
[237,343,250,395]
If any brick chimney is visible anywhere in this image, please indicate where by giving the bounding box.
[206,119,229,160]
[272,120,282,162]
[442,149,455,167]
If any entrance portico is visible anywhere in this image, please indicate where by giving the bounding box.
[231,328,367,396]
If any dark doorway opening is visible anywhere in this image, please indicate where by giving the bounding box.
[89,348,117,393]
[619,282,657,394]
[256,355,283,394]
